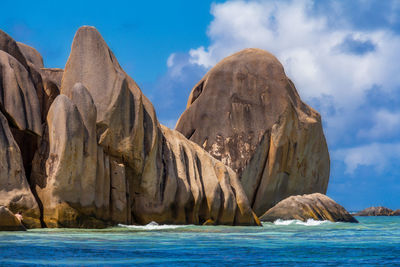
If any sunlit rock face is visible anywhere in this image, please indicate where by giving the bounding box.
[176,48,330,216]
[34,26,259,227]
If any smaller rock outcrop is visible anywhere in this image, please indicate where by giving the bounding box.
[355,207,394,216]
[391,209,400,216]
[0,206,26,231]
[260,193,358,223]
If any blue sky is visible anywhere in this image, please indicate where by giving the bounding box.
[2,0,399,210]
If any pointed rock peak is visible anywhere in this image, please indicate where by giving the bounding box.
[61,26,124,122]
[73,26,107,48]
[0,29,29,70]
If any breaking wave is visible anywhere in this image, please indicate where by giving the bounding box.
[117,221,188,230]
[273,219,332,226]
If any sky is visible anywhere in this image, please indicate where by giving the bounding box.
[2,0,399,210]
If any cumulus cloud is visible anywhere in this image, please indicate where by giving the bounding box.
[333,143,400,173]
[357,109,400,139]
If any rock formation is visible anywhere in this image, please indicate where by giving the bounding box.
[176,48,330,216]
[31,26,259,227]
[0,206,26,231]
[260,193,358,223]
[355,207,395,216]
[0,26,333,229]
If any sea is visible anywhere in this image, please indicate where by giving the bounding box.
[0,216,399,266]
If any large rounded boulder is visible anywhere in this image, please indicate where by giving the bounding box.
[176,48,330,216]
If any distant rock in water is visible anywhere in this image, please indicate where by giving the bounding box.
[0,206,26,231]
[260,193,358,223]
[355,207,394,216]
[391,209,400,216]
[176,48,330,216]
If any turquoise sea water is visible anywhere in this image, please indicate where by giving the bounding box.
[0,217,399,266]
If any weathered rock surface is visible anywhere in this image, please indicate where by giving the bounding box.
[0,112,40,228]
[0,30,46,124]
[176,48,330,216]
[35,68,62,122]
[33,26,259,227]
[156,125,258,226]
[0,206,26,231]
[17,42,44,69]
[0,50,42,135]
[355,207,394,216]
[40,68,63,89]
[260,193,358,223]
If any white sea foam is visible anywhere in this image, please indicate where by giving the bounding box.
[273,219,297,225]
[273,219,331,226]
[117,221,187,230]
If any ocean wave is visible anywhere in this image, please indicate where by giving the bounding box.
[273,219,331,226]
[117,221,187,230]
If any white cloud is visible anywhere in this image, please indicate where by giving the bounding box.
[358,110,400,139]
[333,143,400,173]
[167,53,175,67]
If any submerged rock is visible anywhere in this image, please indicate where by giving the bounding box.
[355,207,394,216]
[0,206,26,231]
[176,48,330,216]
[260,193,358,223]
